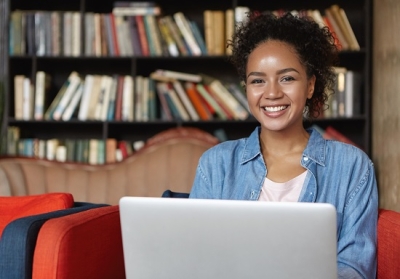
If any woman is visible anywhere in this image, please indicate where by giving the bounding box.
[190,11,378,278]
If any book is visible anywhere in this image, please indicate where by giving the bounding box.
[188,20,207,55]
[157,16,179,57]
[165,82,190,121]
[22,77,33,120]
[86,75,103,120]
[153,69,202,83]
[134,75,144,121]
[109,13,120,56]
[201,74,249,120]
[196,83,227,120]
[98,75,113,121]
[106,138,117,163]
[62,82,84,121]
[333,67,347,117]
[114,75,125,121]
[338,7,360,51]
[14,75,25,120]
[324,8,349,50]
[344,71,362,117]
[128,16,143,56]
[147,78,157,120]
[71,12,81,56]
[173,12,202,56]
[329,5,360,51]
[145,14,164,56]
[204,83,234,120]
[78,74,95,121]
[107,75,118,121]
[162,15,190,56]
[184,82,212,120]
[112,5,161,16]
[225,9,234,55]
[45,71,79,120]
[135,15,150,56]
[203,10,214,55]
[52,73,82,120]
[122,75,134,121]
[155,81,173,120]
[103,13,116,56]
[225,82,250,113]
[172,80,200,121]
[84,12,95,56]
[141,76,150,121]
[212,10,225,55]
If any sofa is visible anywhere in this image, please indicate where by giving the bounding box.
[0,126,219,204]
[0,127,219,279]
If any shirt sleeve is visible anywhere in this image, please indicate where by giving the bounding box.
[337,160,378,279]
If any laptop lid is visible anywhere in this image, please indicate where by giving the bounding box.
[119,197,337,279]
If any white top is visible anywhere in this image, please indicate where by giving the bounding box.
[258,171,307,202]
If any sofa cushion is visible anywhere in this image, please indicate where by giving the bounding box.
[0,202,107,279]
[32,205,124,279]
[0,192,74,235]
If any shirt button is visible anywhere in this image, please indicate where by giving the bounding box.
[303,156,309,161]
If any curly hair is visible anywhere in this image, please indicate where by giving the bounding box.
[227,11,339,119]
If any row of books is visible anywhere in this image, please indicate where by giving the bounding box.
[13,69,250,122]
[9,3,360,57]
[323,67,363,118]
[249,4,360,51]
[5,126,145,164]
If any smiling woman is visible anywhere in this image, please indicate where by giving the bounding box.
[189,11,378,279]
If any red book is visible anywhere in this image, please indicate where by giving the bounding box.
[117,141,128,159]
[109,13,120,56]
[135,15,150,56]
[114,75,124,121]
[184,82,212,120]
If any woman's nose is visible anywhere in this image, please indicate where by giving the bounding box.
[263,81,282,99]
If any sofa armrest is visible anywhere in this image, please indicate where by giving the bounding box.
[0,202,107,279]
[32,205,125,279]
[377,209,400,279]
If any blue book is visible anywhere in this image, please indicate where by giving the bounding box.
[189,21,207,55]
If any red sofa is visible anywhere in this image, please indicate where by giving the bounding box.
[377,209,400,279]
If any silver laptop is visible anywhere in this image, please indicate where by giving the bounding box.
[119,197,337,279]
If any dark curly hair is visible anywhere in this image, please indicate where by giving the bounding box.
[227,11,339,119]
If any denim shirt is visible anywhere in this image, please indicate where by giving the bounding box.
[190,126,378,279]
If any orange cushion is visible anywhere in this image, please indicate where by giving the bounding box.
[32,205,125,279]
[0,193,74,236]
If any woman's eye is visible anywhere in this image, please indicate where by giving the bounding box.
[250,79,263,84]
[281,76,295,82]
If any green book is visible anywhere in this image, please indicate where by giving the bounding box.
[44,71,78,120]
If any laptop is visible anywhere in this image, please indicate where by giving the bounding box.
[119,197,337,279]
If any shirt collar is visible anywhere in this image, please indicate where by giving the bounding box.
[241,126,326,166]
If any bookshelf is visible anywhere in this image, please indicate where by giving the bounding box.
[1,0,372,162]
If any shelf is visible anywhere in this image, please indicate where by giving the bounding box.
[2,0,372,160]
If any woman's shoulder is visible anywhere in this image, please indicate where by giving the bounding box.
[308,127,372,165]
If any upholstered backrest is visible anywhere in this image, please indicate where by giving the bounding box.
[377,209,400,279]
[0,127,219,205]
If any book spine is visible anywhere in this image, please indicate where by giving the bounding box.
[173,12,201,56]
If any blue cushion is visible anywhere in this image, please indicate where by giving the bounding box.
[0,202,108,279]
[162,190,190,198]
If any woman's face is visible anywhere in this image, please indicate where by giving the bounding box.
[245,40,315,133]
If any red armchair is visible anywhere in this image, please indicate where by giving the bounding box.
[377,208,400,279]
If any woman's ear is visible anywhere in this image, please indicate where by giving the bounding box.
[307,75,316,99]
